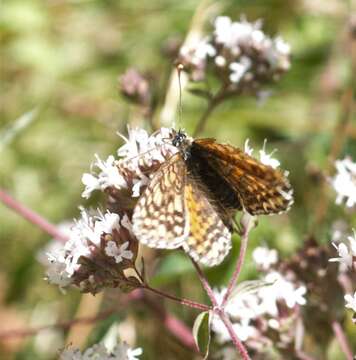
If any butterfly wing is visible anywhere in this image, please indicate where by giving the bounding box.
[183,176,232,267]
[132,153,188,249]
[191,139,293,215]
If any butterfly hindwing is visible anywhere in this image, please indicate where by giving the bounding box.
[183,176,232,267]
[132,153,188,249]
[191,139,293,215]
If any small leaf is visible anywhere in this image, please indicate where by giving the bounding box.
[0,108,38,151]
[192,311,211,359]
[187,87,212,100]
[228,279,274,304]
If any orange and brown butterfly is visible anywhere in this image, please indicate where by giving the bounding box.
[132,129,293,267]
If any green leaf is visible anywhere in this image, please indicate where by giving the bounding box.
[192,311,211,359]
[187,87,212,100]
[228,279,274,304]
[0,108,38,152]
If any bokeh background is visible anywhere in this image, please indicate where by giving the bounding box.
[0,0,355,359]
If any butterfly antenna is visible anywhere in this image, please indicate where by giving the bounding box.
[176,63,184,130]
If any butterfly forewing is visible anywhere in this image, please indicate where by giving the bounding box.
[183,177,232,267]
[132,154,188,249]
[192,139,293,215]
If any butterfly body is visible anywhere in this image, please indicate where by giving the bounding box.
[132,129,293,266]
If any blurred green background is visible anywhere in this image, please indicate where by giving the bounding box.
[0,0,355,359]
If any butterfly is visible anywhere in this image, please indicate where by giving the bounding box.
[132,129,293,267]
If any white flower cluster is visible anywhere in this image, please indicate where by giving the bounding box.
[45,208,133,291]
[212,246,307,344]
[329,229,356,272]
[331,157,356,208]
[60,342,142,360]
[82,127,177,199]
[179,16,291,87]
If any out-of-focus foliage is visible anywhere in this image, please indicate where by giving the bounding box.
[0,0,355,359]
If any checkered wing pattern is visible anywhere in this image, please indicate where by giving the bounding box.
[132,154,188,249]
[183,177,232,267]
[192,139,293,215]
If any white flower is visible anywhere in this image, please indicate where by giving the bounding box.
[274,36,291,55]
[117,127,150,160]
[37,221,73,266]
[232,319,257,341]
[95,211,121,237]
[244,139,281,169]
[45,209,129,289]
[344,292,356,312]
[259,272,307,315]
[229,57,251,83]
[212,315,257,344]
[259,140,280,168]
[193,39,217,63]
[284,285,307,308]
[82,155,127,199]
[60,342,142,360]
[215,55,226,67]
[45,209,95,287]
[105,241,133,263]
[214,16,234,45]
[252,246,278,270]
[331,157,356,208]
[218,287,260,320]
[214,16,259,50]
[244,139,254,156]
[46,249,72,291]
[329,242,354,271]
[116,127,177,197]
[126,347,143,360]
[179,38,216,71]
[82,127,178,200]
[111,342,142,360]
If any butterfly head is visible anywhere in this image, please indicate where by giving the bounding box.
[171,129,193,159]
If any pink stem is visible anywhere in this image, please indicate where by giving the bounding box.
[0,188,69,243]
[191,259,218,307]
[162,308,197,350]
[217,310,251,360]
[222,216,252,307]
[191,258,251,358]
[331,320,353,360]
[143,284,211,311]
